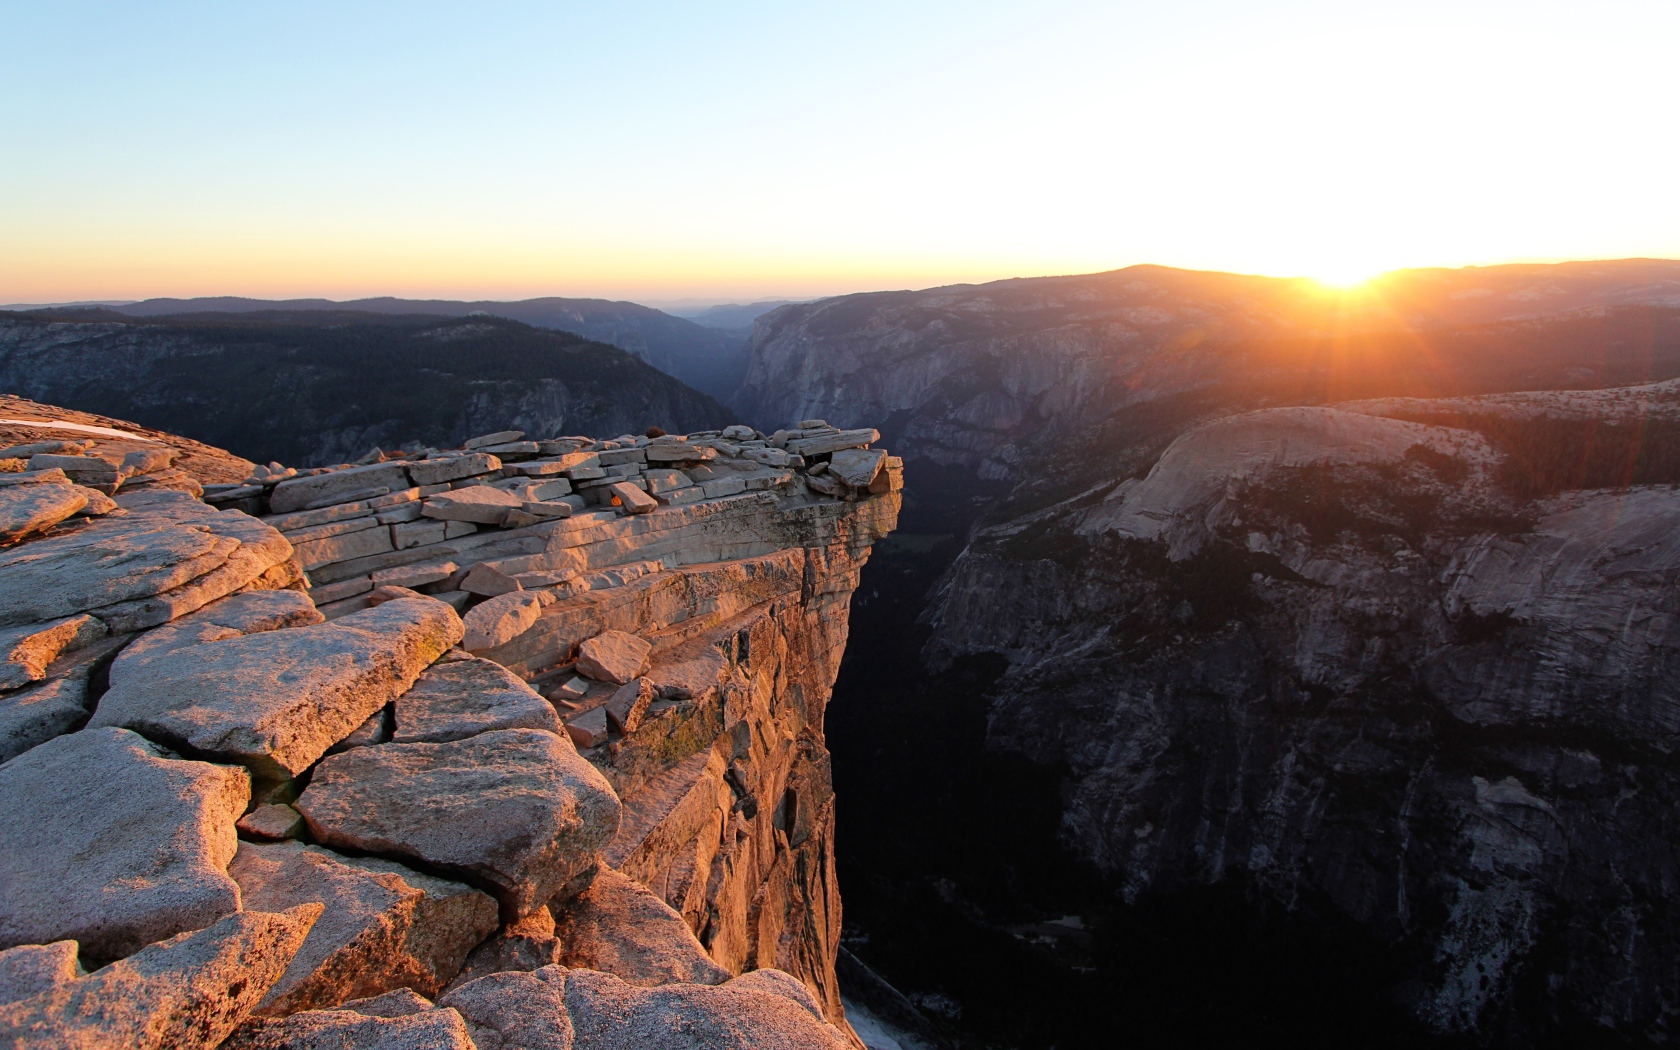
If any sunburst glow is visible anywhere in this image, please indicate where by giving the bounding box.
[1308,266,1380,290]
[1,2,1678,303]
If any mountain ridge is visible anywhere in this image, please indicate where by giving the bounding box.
[0,309,731,466]
[84,294,750,403]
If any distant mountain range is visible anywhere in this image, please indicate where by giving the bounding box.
[22,295,755,404]
[737,258,1680,470]
[0,309,730,466]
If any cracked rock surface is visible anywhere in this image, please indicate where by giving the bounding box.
[90,597,463,777]
[298,729,622,920]
[0,727,249,963]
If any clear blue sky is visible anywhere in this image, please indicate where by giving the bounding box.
[3,0,1677,304]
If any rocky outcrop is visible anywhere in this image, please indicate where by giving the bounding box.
[92,598,464,778]
[434,965,854,1050]
[229,841,499,1014]
[0,488,290,632]
[299,728,622,921]
[391,657,562,743]
[0,403,896,1047]
[220,994,478,1050]
[551,868,731,987]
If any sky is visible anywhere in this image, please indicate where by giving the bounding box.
[3,0,1678,306]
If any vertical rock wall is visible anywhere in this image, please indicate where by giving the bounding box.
[488,499,898,1025]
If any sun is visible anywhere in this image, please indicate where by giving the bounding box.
[1308,264,1379,289]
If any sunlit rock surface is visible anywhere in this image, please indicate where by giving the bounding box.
[0,402,897,1047]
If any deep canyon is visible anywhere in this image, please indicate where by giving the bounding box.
[744,259,1680,1048]
[9,258,1680,1047]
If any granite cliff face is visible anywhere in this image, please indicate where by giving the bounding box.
[0,401,898,1048]
[923,384,1680,1038]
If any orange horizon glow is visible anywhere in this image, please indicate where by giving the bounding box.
[4,4,1678,308]
[2,247,1658,309]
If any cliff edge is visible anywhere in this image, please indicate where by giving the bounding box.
[0,400,899,1049]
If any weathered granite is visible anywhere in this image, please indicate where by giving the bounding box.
[0,634,128,761]
[407,453,501,487]
[575,630,651,685]
[107,588,322,686]
[393,656,562,743]
[298,729,623,920]
[423,486,524,524]
[608,481,658,514]
[463,591,552,651]
[293,525,394,571]
[604,677,654,735]
[0,727,249,963]
[0,481,87,544]
[0,942,82,1004]
[230,841,499,1014]
[0,613,102,690]
[783,428,878,458]
[0,490,295,635]
[326,708,393,755]
[446,907,562,990]
[91,597,464,777]
[0,496,236,628]
[443,965,853,1050]
[0,401,903,1044]
[552,868,730,987]
[219,1001,477,1049]
[0,906,320,1050]
[825,448,885,488]
[270,463,413,515]
[561,967,854,1049]
[87,499,295,634]
[438,966,573,1050]
[238,803,307,842]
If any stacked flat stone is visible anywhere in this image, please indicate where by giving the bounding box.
[224,423,900,623]
[0,405,899,1048]
[2,435,206,501]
